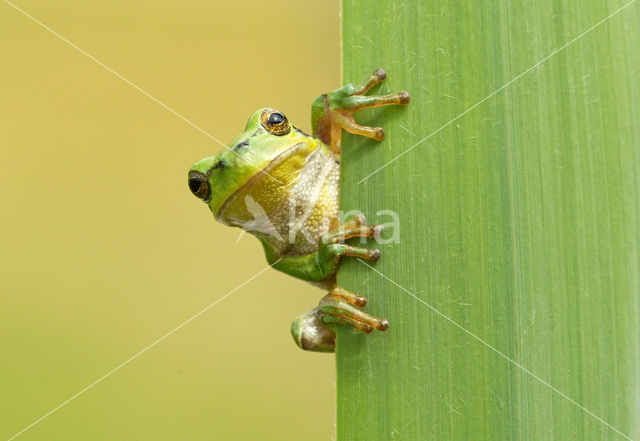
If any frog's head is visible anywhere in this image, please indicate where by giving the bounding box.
[188,108,318,226]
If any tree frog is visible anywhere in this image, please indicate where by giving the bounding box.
[188,69,409,352]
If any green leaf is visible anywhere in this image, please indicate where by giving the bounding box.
[337,1,640,440]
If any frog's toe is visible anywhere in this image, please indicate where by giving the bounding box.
[344,214,367,228]
[321,216,382,245]
[368,248,381,262]
[330,286,368,307]
[339,118,385,141]
[354,68,387,95]
[346,91,411,112]
[371,223,383,240]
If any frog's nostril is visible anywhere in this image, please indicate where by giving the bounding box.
[188,171,211,202]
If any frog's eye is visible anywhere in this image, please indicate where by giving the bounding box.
[188,171,211,202]
[260,109,291,136]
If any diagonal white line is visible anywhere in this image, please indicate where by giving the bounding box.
[358,259,633,441]
[357,0,638,184]
[6,259,280,441]
[3,0,284,185]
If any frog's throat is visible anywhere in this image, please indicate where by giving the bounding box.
[215,141,315,222]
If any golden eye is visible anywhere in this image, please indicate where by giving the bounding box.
[260,109,291,136]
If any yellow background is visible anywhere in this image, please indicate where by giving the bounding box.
[1,1,339,439]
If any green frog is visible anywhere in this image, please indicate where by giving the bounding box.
[188,69,409,352]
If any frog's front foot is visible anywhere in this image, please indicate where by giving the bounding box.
[313,68,410,152]
[291,286,389,353]
[320,214,382,262]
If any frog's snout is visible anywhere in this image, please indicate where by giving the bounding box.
[188,171,211,202]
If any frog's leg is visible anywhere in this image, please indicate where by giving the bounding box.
[311,68,410,153]
[265,215,382,283]
[260,216,387,352]
[289,215,389,352]
[291,287,389,353]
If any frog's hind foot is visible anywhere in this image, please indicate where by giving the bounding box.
[320,287,389,332]
[290,286,388,353]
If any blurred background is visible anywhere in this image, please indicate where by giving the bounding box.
[1,1,339,439]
